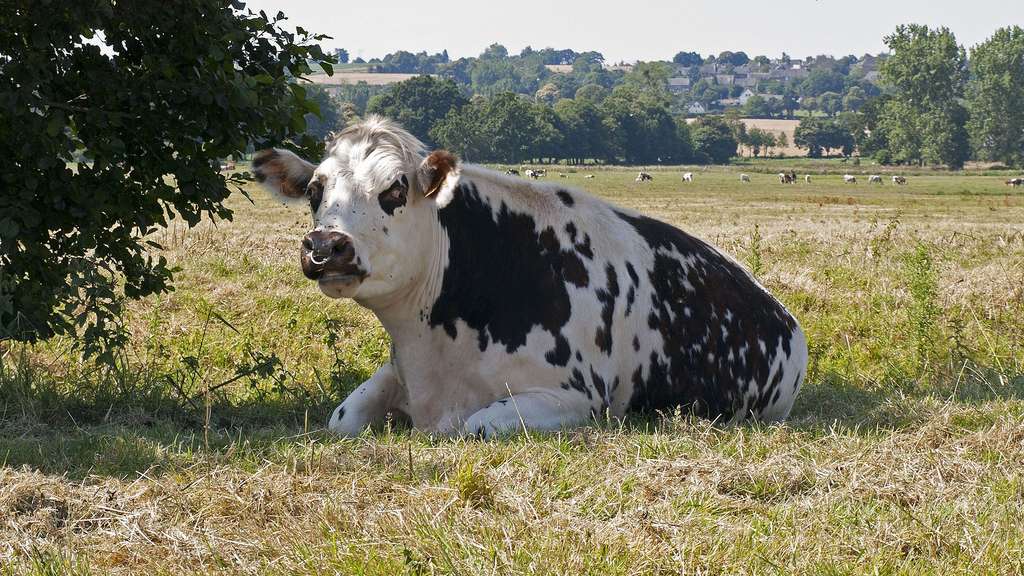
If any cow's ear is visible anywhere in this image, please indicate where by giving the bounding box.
[252,148,316,201]
[417,149,460,207]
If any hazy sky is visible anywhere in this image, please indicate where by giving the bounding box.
[244,0,1023,63]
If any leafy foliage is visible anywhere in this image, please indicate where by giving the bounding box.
[690,116,739,164]
[967,26,1024,168]
[879,25,970,168]
[0,1,332,356]
[366,76,467,146]
[794,118,856,158]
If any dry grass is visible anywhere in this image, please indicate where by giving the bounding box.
[2,165,1023,574]
[739,118,803,156]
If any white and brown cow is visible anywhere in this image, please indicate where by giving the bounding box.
[254,116,807,438]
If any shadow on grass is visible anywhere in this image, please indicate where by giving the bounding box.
[2,357,1022,482]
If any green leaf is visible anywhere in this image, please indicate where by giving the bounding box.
[46,111,65,137]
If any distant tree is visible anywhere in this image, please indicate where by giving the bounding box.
[0,2,330,351]
[880,25,969,168]
[366,76,468,146]
[842,86,867,112]
[334,48,349,64]
[672,51,703,67]
[304,85,344,141]
[691,116,739,163]
[430,98,489,160]
[745,127,768,157]
[800,68,846,97]
[781,89,799,119]
[848,94,892,158]
[574,84,608,103]
[572,52,605,74]
[718,51,749,66]
[743,94,771,118]
[622,61,674,102]
[801,96,818,116]
[753,55,771,69]
[794,118,855,157]
[967,26,1024,167]
[535,82,561,105]
[554,98,607,164]
[529,104,565,163]
[818,91,843,117]
[481,43,509,60]
[333,81,385,116]
[600,84,682,163]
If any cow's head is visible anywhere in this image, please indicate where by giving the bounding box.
[253,116,460,301]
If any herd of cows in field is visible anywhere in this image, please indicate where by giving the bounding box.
[503,168,1024,188]
[635,170,910,185]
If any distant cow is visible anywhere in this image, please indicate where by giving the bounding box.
[505,168,520,176]
[868,175,882,184]
[843,175,857,184]
[525,169,541,179]
[804,175,812,184]
[892,176,907,185]
[1006,178,1023,187]
[682,172,694,182]
[740,174,751,182]
[778,172,794,184]
[635,171,653,182]
[558,173,568,178]
[253,115,806,437]
[584,174,595,179]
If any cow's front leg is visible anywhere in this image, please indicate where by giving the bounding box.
[327,363,407,437]
[462,388,594,439]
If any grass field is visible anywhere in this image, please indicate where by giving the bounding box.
[2,164,1023,574]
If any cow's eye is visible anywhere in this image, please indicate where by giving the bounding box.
[378,176,408,216]
[307,180,324,213]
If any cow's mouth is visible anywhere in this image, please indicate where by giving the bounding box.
[318,271,367,285]
[316,270,368,298]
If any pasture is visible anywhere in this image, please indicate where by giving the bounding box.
[2,166,1023,574]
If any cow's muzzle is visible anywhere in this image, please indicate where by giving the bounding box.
[300,230,366,282]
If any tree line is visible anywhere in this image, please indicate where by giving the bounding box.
[351,75,737,165]
[323,24,1024,169]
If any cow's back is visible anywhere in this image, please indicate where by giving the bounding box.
[610,210,806,422]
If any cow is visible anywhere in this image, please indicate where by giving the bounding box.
[868,175,882,184]
[525,169,541,180]
[740,174,751,183]
[559,173,568,178]
[892,176,907,185]
[635,171,653,182]
[682,172,694,182]
[253,116,807,438]
[505,168,520,176]
[804,175,812,184]
[584,174,595,179]
[778,172,794,184]
[1006,178,1023,187]
[843,175,857,184]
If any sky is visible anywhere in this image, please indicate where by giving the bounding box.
[244,0,1023,63]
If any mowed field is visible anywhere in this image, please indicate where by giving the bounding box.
[2,166,1024,574]
[739,118,802,156]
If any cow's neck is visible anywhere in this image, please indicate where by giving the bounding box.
[356,206,448,338]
